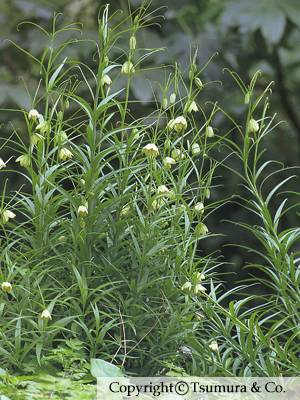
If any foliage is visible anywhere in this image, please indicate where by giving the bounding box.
[1,2,300,398]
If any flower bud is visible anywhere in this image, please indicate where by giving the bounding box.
[65,99,70,109]
[130,35,136,50]
[169,93,176,105]
[161,98,168,110]
[103,56,109,67]
[244,92,250,105]
[121,61,135,75]
[181,281,192,293]
[121,205,130,217]
[205,188,210,199]
[134,15,139,27]
[248,118,259,133]
[1,282,12,293]
[205,126,214,138]
[192,143,201,156]
[194,77,203,89]
[58,235,67,243]
[209,341,219,352]
[41,309,52,321]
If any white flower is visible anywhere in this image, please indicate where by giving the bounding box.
[209,341,219,353]
[2,210,16,225]
[121,61,135,74]
[169,116,187,132]
[195,222,208,236]
[184,101,199,113]
[157,185,170,196]
[36,121,50,135]
[121,205,130,217]
[171,149,186,161]
[0,158,6,168]
[28,109,40,122]
[163,157,176,170]
[169,93,176,104]
[41,309,52,321]
[194,202,204,214]
[194,77,203,89]
[1,282,12,293]
[78,205,88,217]
[142,143,159,158]
[30,132,45,146]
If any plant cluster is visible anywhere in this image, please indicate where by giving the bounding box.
[1,3,300,398]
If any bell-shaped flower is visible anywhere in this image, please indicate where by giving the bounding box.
[2,210,16,225]
[59,148,73,161]
[194,283,206,295]
[181,281,192,293]
[36,121,50,135]
[121,61,135,74]
[30,132,45,146]
[16,154,31,167]
[171,149,186,161]
[1,282,12,293]
[78,205,88,217]
[194,202,204,214]
[163,157,176,170]
[195,222,208,236]
[205,126,214,138]
[173,116,188,132]
[28,109,40,122]
[184,101,199,113]
[192,143,201,155]
[101,74,112,86]
[41,309,52,321]
[142,143,159,158]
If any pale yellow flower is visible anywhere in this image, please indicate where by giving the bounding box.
[16,154,31,167]
[30,132,45,146]
[169,116,187,132]
[1,282,12,293]
[157,185,170,196]
[36,121,50,135]
[194,283,206,295]
[181,281,192,293]
[171,149,186,161]
[2,210,16,225]
[101,74,112,86]
[209,341,219,353]
[59,148,73,161]
[142,143,159,158]
[121,205,130,217]
[54,131,68,146]
[41,309,52,321]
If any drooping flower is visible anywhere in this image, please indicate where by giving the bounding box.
[78,205,88,217]
[142,143,159,158]
[16,154,31,167]
[161,98,168,110]
[101,74,112,86]
[28,109,40,122]
[59,148,73,161]
[2,210,16,225]
[170,116,187,132]
[195,222,208,236]
[205,126,214,138]
[41,309,52,321]
[54,130,68,146]
[163,157,176,170]
[209,341,219,353]
[30,132,45,146]
[157,185,170,196]
[169,93,176,104]
[194,283,206,295]
[1,282,12,293]
[195,272,205,282]
[36,121,50,135]
[248,118,259,133]
[192,143,201,155]
[171,149,186,161]
[184,101,199,113]
[181,281,192,293]
[121,61,135,74]
[194,202,204,214]
[0,158,6,168]
[121,205,130,217]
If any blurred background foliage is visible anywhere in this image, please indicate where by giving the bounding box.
[1,0,300,297]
